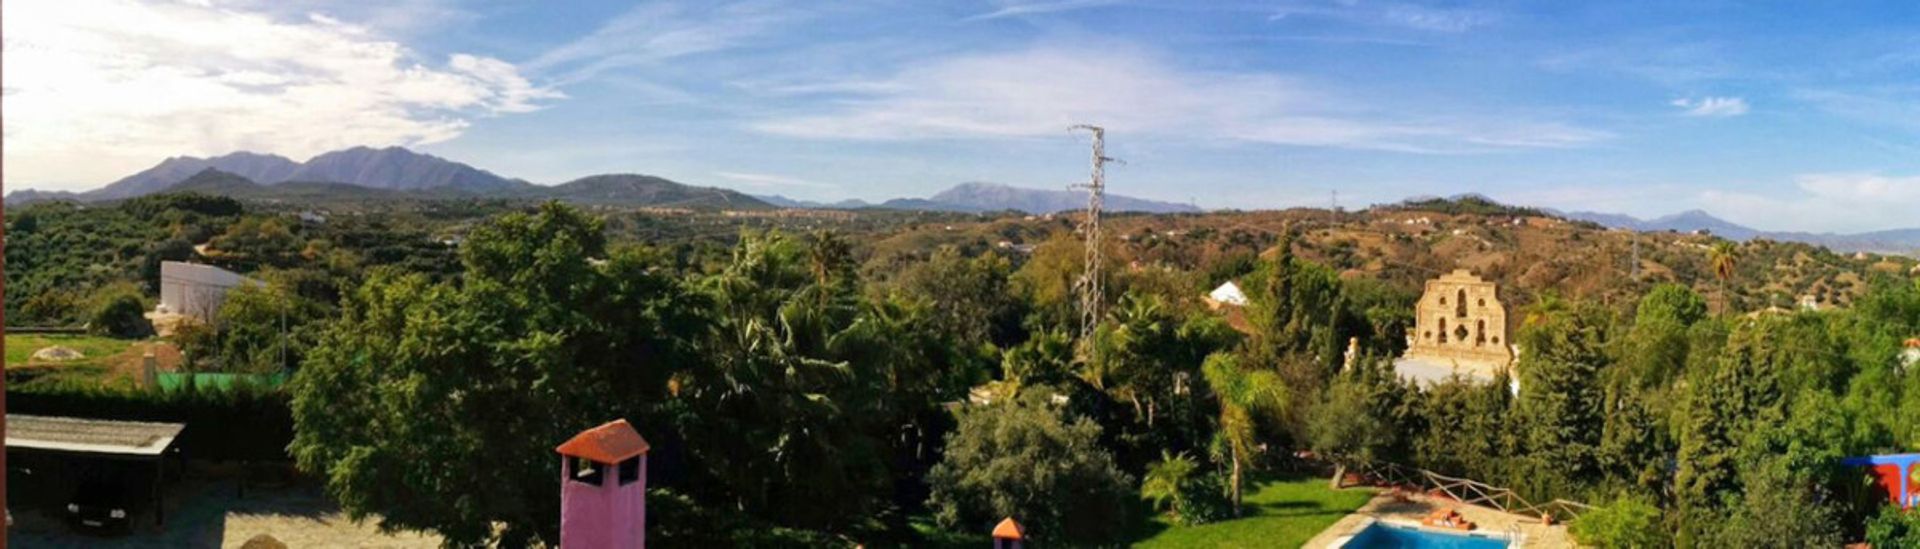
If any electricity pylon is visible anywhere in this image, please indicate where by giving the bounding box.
[1070,124,1120,346]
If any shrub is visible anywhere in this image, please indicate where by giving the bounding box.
[88,292,150,338]
[928,392,1133,544]
[1142,451,1231,525]
[1569,496,1666,548]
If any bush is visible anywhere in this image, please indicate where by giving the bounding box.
[1141,451,1230,526]
[88,292,150,338]
[1569,496,1666,548]
[928,392,1133,544]
[1866,505,1920,549]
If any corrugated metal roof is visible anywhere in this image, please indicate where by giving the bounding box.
[6,414,185,456]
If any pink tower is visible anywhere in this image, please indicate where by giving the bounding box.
[557,419,650,549]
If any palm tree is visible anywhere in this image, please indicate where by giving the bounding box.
[1708,242,1738,312]
[1201,352,1288,516]
[1141,451,1201,522]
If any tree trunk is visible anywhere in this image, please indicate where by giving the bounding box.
[1231,449,1244,516]
[1330,463,1346,490]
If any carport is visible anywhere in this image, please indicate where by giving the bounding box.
[5,414,185,527]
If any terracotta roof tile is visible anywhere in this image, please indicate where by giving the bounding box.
[555,419,650,463]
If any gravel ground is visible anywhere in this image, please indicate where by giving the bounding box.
[9,474,441,548]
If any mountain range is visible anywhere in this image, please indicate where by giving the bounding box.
[9,145,1200,215]
[85,146,530,200]
[1555,209,1920,255]
[8,145,1917,255]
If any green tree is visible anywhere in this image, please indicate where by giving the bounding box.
[894,245,1022,348]
[1002,329,1073,390]
[1571,495,1667,548]
[1708,242,1739,312]
[1508,298,1608,501]
[213,278,328,373]
[927,392,1133,544]
[1202,352,1287,514]
[289,203,705,546]
[1309,357,1404,490]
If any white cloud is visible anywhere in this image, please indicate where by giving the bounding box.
[1701,173,1920,233]
[2,0,560,190]
[752,46,1607,153]
[1670,96,1749,117]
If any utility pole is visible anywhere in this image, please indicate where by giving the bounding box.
[1330,190,1339,226]
[1070,125,1119,346]
[1631,235,1641,279]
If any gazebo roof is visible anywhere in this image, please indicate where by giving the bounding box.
[992,517,1025,540]
[555,419,650,463]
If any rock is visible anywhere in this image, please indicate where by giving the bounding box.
[30,346,85,362]
[240,534,288,549]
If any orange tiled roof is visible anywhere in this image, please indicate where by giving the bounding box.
[992,517,1024,540]
[1905,338,1920,349]
[555,419,650,463]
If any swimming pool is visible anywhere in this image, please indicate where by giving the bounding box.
[1332,520,1512,548]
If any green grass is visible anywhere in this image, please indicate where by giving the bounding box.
[1131,475,1376,549]
[5,333,137,367]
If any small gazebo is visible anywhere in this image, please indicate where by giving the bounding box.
[992,516,1025,549]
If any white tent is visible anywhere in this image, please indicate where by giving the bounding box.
[1208,281,1248,307]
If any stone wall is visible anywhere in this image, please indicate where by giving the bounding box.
[1404,269,1512,376]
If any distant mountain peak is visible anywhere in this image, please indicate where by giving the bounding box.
[83,146,524,200]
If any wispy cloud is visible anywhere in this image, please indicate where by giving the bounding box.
[714,171,836,190]
[525,1,796,86]
[1793,87,1920,132]
[751,45,1607,153]
[1,0,558,189]
[1701,173,1920,233]
[1269,2,1496,33]
[966,0,1125,22]
[1670,96,1749,117]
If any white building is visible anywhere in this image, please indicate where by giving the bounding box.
[156,261,263,320]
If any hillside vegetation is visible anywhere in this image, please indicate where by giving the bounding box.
[5,193,1918,547]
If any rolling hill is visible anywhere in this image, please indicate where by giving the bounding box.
[1557,208,1920,254]
[531,174,773,209]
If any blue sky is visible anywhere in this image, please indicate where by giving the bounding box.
[10,1,1920,233]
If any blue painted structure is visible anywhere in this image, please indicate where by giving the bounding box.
[1842,453,1920,509]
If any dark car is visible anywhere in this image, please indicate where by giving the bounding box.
[66,472,136,535]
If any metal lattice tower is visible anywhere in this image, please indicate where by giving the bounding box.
[1070,124,1118,344]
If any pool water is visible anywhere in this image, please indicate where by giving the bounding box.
[1339,521,1511,548]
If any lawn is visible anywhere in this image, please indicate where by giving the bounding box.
[1132,475,1377,548]
[5,333,138,367]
